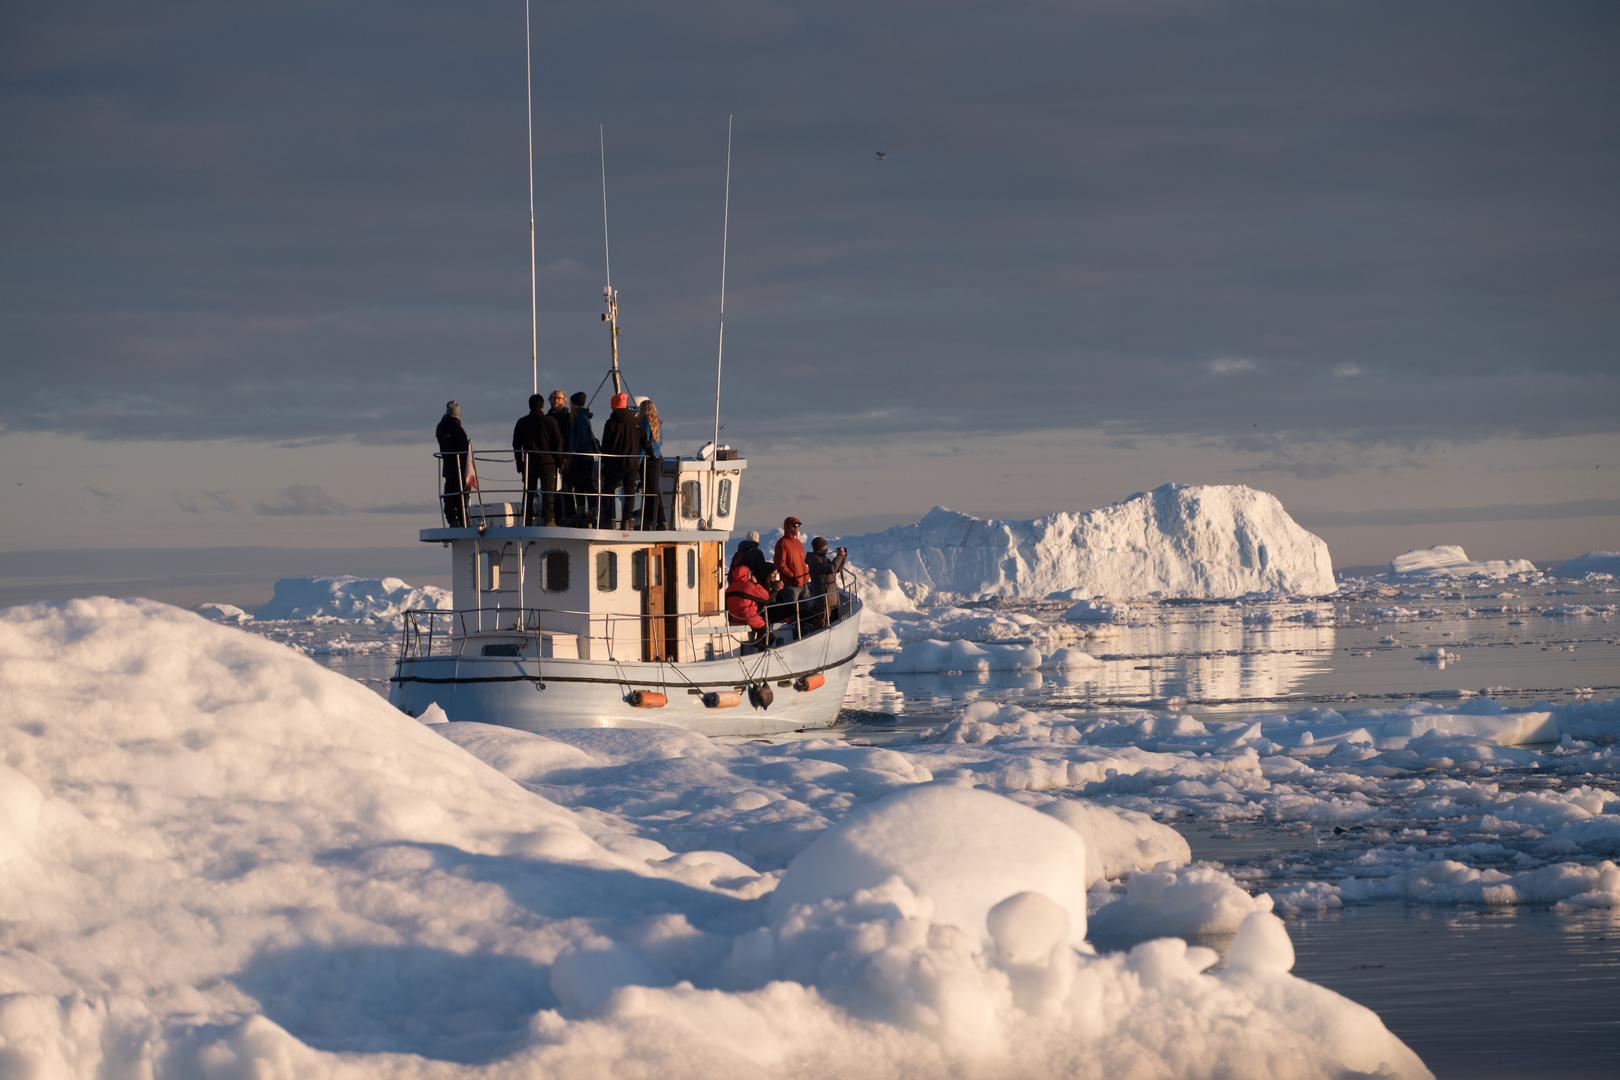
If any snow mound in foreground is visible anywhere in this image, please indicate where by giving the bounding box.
[841,483,1334,603]
[0,599,1431,1079]
[1388,545,1537,580]
[1554,551,1620,579]
[253,574,451,621]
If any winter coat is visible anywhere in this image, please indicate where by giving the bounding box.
[512,409,564,473]
[548,405,575,467]
[639,418,662,458]
[774,522,810,588]
[568,406,597,457]
[601,406,650,463]
[730,540,772,588]
[725,566,769,629]
[808,548,848,598]
[435,414,469,477]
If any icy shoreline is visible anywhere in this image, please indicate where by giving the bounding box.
[0,598,1452,1078]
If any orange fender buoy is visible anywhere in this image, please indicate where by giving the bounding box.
[629,690,667,708]
[703,690,743,709]
[795,672,825,692]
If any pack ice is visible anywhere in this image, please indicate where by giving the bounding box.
[1386,545,1537,581]
[0,598,1431,1079]
[839,483,1334,605]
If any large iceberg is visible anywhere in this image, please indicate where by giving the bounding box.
[1554,551,1620,579]
[839,483,1334,601]
[1387,545,1537,580]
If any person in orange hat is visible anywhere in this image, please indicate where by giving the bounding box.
[773,515,810,636]
[598,391,650,528]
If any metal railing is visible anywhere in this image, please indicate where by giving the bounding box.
[398,568,857,664]
[437,449,719,530]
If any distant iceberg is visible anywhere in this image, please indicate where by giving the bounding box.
[838,483,1335,602]
[253,575,450,622]
[1388,545,1537,581]
[1554,551,1620,579]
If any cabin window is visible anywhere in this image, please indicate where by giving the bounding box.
[481,642,522,657]
[478,550,500,591]
[681,480,701,520]
[595,550,617,591]
[630,549,663,590]
[543,550,569,592]
[717,478,733,518]
[687,546,696,588]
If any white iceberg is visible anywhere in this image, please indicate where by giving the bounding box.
[253,574,451,622]
[1388,545,1537,580]
[1554,551,1620,579]
[838,483,1334,602]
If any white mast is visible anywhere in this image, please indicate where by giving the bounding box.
[600,125,622,395]
[524,0,538,394]
[709,116,733,525]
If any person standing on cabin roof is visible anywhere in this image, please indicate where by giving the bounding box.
[566,391,598,527]
[546,389,574,520]
[435,401,470,528]
[599,392,650,529]
[806,536,848,628]
[512,393,563,526]
[636,397,668,530]
[773,516,810,637]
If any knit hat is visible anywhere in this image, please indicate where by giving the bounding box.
[747,531,760,543]
[445,400,460,418]
[571,392,587,407]
[611,392,629,410]
[812,536,828,551]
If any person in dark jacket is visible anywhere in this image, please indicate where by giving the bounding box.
[546,389,576,519]
[566,392,598,527]
[598,392,650,528]
[512,393,563,526]
[435,401,470,527]
[773,516,810,636]
[806,536,849,627]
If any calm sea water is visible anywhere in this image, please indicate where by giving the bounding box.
[290,577,1620,1078]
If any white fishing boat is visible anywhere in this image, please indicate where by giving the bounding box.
[388,104,860,734]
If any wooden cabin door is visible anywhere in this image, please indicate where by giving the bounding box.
[640,545,677,661]
[698,541,723,613]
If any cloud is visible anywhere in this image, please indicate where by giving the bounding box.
[86,486,120,512]
[175,495,202,514]
[1208,358,1259,376]
[255,485,343,516]
[1332,363,1364,378]
[203,491,238,511]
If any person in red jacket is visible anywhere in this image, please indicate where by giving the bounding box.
[726,564,773,653]
[773,516,810,637]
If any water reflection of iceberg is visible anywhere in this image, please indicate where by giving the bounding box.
[869,610,1336,708]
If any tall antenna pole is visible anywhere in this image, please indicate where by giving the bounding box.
[710,116,732,486]
[600,125,622,394]
[524,0,538,395]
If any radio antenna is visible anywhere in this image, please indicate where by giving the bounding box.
[600,125,622,394]
[709,115,732,496]
[524,0,538,394]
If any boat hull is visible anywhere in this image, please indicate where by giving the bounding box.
[389,602,862,736]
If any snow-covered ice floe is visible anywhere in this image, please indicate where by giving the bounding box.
[250,574,451,623]
[1387,545,1538,581]
[838,483,1335,605]
[0,598,1436,1079]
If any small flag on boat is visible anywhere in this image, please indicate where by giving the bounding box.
[465,447,479,491]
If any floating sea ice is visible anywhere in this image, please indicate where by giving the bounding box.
[1042,646,1104,669]
[875,638,1043,674]
[193,602,251,624]
[1089,863,1275,940]
[1061,598,1129,623]
[1039,798,1190,886]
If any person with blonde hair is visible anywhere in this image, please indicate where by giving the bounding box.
[636,397,668,530]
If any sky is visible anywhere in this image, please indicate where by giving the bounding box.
[2,0,1617,605]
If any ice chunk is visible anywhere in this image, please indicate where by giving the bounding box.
[1389,545,1537,580]
[193,602,250,624]
[986,890,1071,962]
[1040,798,1191,886]
[769,783,1091,947]
[1553,551,1620,578]
[1226,910,1296,974]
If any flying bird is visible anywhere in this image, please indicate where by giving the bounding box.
[875,151,887,160]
